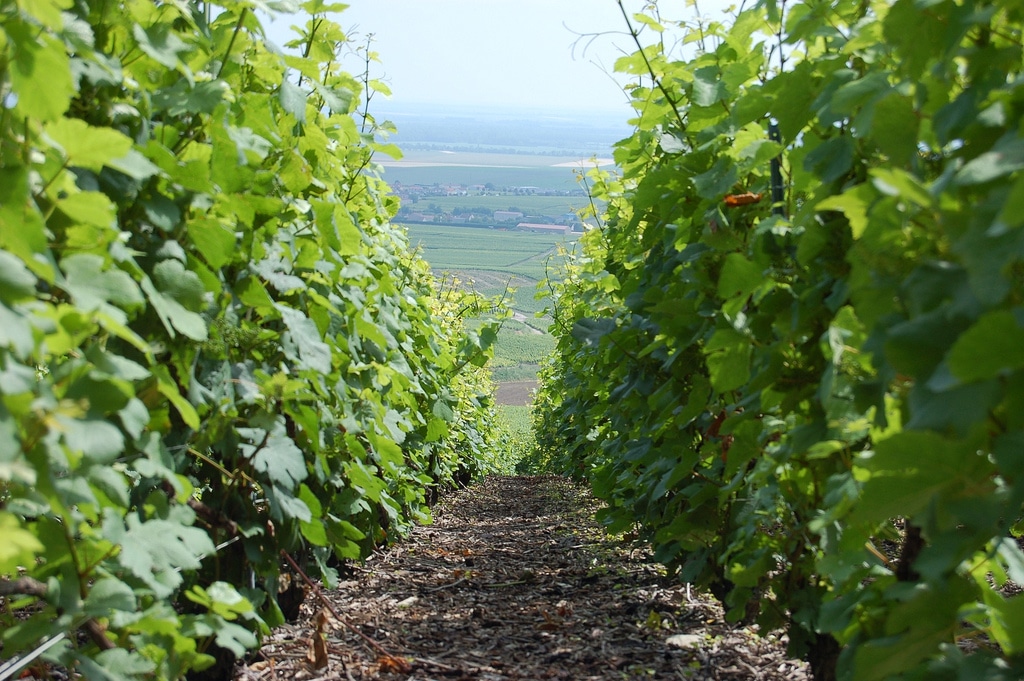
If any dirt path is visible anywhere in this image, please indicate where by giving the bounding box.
[237,476,808,681]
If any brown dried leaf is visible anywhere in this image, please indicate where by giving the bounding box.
[306,608,330,670]
[378,654,411,674]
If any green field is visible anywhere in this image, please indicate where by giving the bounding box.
[381,150,611,192]
[404,223,576,385]
[403,194,595,217]
[406,224,579,285]
[395,153,596,393]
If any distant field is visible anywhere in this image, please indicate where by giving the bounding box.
[383,164,580,191]
[383,150,612,167]
[404,223,578,389]
[405,194,596,217]
[406,224,578,281]
[380,150,613,191]
[392,149,598,396]
[376,108,615,405]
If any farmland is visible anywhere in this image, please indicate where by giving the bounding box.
[402,193,594,217]
[384,163,584,191]
[386,118,605,406]
[408,224,578,283]
[382,150,610,223]
[404,223,577,395]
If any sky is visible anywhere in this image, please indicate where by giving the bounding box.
[264,0,735,116]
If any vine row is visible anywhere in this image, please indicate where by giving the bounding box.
[0,1,504,678]
[534,1,1024,679]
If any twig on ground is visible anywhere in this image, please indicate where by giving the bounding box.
[279,550,412,674]
[424,576,469,592]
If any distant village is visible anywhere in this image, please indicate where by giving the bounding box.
[390,180,589,233]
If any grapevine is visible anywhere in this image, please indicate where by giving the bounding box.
[535,1,1024,679]
[0,1,504,677]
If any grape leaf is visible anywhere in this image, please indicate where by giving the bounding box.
[947,310,1024,383]
[0,512,45,574]
[62,253,144,312]
[114,510,215,599]
[47,118,133,171]
[10,33,74,121]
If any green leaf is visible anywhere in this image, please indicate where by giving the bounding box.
[143,195,180,232]
[693,157,739,200]
[571,317,616,346]
[106,149,162,181]
[717,253,762,300]
[239,421,308,490]
[947,310,1024,383]
[982,590,1024,655]
[62,253,144,312]
[870,93,918,165]
[118,398,150,440]
[0,303,35,357]
[153,259,206,310]
[691,66,726,107]
[87,463,130,506]
[211,620,258,658]
[852,581,974,680]
[10,33,74,121]
[187,220,237,270]
[425,418,449,443]
[47,118,133,171]
[704,327,751,393]
[93,648,157,680]
[300,517,328,546]
[186,582,254,621]
[152,79,229,116]
[21,0,74,29]
[56,191,117,229]
[84,578,137,617]
[86,346,149,382]
[131,22,187,70]
[153,364,200,430]
[804,136,855,185]
[301,0,348,13]
[767,60,820,142]
[367,430,404,468]
[333,205,363,256]
[853,431,984,524]
[0,169,49,273]
[279,78,307,123]
[142,259,208,341]
[956,135,1024,186]
[0,512,45,574]
[869,168,932,208]
[997,175,1024,230]
[432,399,455,422]
[115,509,215,598]
[831,71,890,114]
[56,415,125,463]
[277,305,332,373]
[310,80,352,113]
[0,250,38,303]
[632,12,664,33]
[883,310,963,378]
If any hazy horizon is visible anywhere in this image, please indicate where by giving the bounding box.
[367,103,632,158]
[264,1,736,116]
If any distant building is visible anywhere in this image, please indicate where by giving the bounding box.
[516,222,572,234]
[406,212,436,222]
[493,211,524,222]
